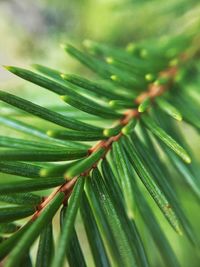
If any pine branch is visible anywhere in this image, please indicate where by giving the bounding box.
[0,30,199,267]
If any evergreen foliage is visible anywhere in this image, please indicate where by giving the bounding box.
[0,21,200,267]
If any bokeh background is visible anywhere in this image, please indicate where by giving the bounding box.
[0,0,200,266]
[1,0,200,90]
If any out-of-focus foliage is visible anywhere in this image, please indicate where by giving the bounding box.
[1,0,200,65]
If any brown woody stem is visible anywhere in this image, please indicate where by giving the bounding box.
[28,62,181,224]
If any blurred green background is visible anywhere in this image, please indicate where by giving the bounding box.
[1,0,200,91]
[0,0,200,266]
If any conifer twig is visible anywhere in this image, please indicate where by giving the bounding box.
[27,61,183,223]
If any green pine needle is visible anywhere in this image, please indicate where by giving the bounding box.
[1,16,200,267]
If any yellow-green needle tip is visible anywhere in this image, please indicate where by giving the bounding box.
[3,65,13,71]
[46,130,54,137]
[110,75,118,81]
[106,57,114,64]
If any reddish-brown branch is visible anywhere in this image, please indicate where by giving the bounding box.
[31,177,78,221]
[27,63,180,223]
